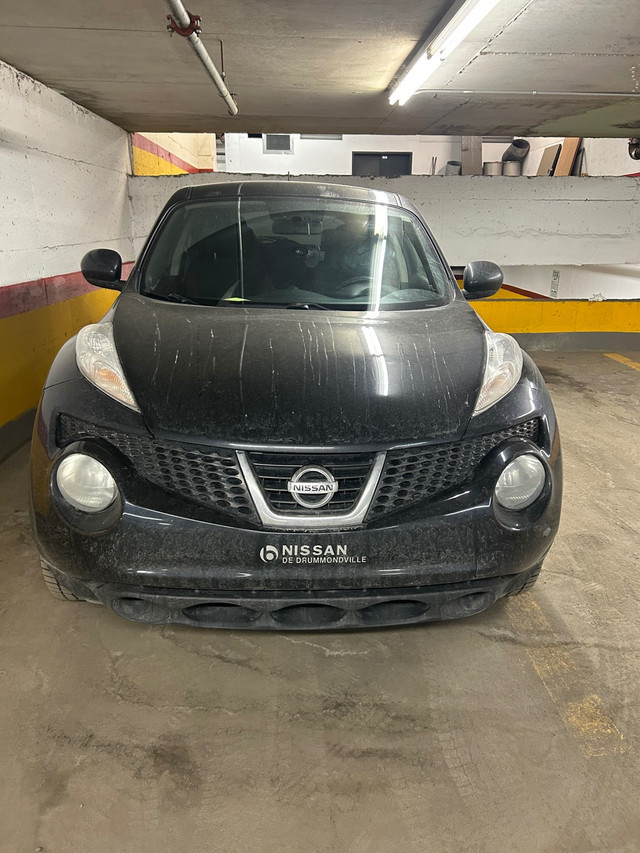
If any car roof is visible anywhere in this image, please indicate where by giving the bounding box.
[165,180,408,209]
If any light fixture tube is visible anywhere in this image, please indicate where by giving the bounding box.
[389,0,503,106]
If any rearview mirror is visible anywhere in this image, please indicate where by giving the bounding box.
[271,214,323,235]
[462,261,503,300]
[81,249,123,290]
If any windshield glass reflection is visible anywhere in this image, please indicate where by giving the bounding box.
[140,196,452,312]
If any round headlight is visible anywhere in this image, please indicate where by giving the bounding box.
[56,453,117,513]
[494,455,546,510]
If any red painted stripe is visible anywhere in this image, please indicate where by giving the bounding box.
[453,276,551,300]
[456,275,551,299]
[501,284,552,300]
[0,262,134,321]
[131,133,213,174]
[624,171,640,177]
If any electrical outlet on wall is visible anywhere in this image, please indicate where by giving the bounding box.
[551,270,560,298]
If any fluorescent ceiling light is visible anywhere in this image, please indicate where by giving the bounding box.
[389,0,504,106]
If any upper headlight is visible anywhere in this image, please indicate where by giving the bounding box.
[76,322,139,411]
[473,332,523,416]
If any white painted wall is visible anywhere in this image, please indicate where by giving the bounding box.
[128,172,640,274]
[224,134,463,175]
[482,142,512,166]
[224,134,640,179]
[582,139,639,177]
[503,265,640,300]
[0,60,134,287]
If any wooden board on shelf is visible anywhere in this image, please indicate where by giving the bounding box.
[554,138,582,176]
[461,136,482,175]
[537,144,562,176]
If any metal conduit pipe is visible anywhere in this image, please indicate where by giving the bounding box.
[165,0,238,116]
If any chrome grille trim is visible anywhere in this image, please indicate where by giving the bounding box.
[248,450,375,513]
[237,451,386,529]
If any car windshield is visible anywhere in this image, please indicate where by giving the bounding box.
[139,195,453,311]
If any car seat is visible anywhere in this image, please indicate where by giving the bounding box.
[181,222,267,301]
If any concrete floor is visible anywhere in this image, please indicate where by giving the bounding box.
[1,350,639,853]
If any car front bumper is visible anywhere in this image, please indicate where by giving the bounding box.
[42,562,542,629]
[30,364,562,630]
[32,435,561,629]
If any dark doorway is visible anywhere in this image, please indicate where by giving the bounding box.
[352,152,412,177]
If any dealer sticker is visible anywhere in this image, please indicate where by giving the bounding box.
[259,544,367,565]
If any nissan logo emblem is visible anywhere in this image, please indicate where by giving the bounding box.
[287,466,338,509]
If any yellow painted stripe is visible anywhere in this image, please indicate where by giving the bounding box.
[486,287,530,300]
[604,352,640,372]
[0,289,117,427]
[506,597,630,757]
[132,146,187,176]
[474,299,640,334]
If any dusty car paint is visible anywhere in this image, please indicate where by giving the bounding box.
[113,296,486,445]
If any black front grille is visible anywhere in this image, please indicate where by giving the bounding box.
[248,451,376,514]
[369,418,541,517]
[58,414,541,526]
[57,415,257,521]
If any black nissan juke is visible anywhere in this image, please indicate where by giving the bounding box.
[30,181,562,630]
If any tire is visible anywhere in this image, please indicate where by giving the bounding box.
[506,566,541,596]
[41,565,84,601]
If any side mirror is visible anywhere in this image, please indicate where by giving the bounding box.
[462,261,503,300]
[81,249,123,290]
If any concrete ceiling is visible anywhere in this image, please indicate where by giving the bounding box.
[1,0,639,135]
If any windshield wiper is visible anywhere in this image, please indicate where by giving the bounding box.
[144,292,197,305]
[285,302,328,310]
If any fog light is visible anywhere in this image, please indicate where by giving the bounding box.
[495,455,545,510]
[56,453,117,512]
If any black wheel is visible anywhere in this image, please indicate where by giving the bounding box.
[506,566,542,596]
[41,564,83,601]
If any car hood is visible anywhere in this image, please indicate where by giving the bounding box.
[113,293,486,446]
